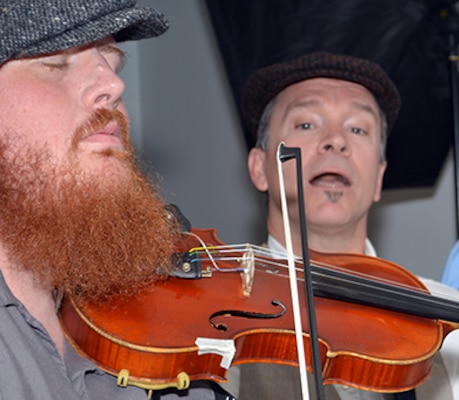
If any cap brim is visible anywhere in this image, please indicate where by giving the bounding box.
[10,7,168,61]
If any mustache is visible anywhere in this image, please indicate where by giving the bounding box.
[71,109,131,150]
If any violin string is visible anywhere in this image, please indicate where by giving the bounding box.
[191,243,459,306]
[184,230,432,294]
[184,233,459,322]
[181,230,223,271]
[192,243,428,292]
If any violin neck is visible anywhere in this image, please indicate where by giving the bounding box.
[312,265,459,324]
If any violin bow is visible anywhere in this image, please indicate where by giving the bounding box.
[277,142,326,400]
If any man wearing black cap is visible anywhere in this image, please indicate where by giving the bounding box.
[0,1,235,399]
[235,52,459,399]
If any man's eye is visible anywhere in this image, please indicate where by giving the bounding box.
[43,63,67,70]
[41,60,68,70]
[297,122,313,130]
[350,127,365,135]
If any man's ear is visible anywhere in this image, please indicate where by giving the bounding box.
[373,160,387,203]
[248,147,268,192]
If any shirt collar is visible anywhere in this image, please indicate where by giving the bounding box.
[267,234,377,257]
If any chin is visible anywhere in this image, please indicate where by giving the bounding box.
[79,154,133,182]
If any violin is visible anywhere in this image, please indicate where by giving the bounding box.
[59,228,459,393]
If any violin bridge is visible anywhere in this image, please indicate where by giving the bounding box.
[240,244,255,297]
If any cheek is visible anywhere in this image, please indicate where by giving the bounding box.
[0,70,78,154]
[0,90,51,135]
[0,104,72,165]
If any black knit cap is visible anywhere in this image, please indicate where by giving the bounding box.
[0,0,169,65]
[242,52,401,140]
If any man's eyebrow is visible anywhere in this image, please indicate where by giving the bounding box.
[350,101,379,120]
[284,99,379,120]
[281,99,319,123]
[286,99,319,113]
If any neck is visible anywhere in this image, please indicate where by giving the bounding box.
[267,214,368,255]
[0,258,65,358]
[306,228,367,254]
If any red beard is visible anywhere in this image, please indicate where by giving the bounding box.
[0,109,179,302]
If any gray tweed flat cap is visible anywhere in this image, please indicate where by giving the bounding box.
[0,0,169,65]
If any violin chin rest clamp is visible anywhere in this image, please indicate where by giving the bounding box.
[116,369,190,391]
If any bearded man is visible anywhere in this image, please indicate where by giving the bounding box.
[0,1,234,400]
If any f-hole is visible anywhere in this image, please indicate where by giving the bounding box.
[209,300,287,331]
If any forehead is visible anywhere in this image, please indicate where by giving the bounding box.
[275,77,379,111]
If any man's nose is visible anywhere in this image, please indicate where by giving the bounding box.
[82,60,125,110]
[318,129,350,155]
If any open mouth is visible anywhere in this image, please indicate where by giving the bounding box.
[310,172,350,188]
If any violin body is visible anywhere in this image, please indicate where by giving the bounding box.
[59,228,446,392]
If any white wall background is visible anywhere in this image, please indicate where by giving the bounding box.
[120,0,457,282]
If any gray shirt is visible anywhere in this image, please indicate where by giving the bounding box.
[0,272,231,400]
